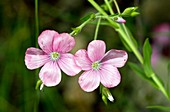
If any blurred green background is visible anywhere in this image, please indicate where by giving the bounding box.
[0,0,170,112]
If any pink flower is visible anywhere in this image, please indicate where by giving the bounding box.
[75,40,128,92]
[25,30,81,88]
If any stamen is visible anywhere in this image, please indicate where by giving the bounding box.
[92,61,100,70]
[50,52,60,61]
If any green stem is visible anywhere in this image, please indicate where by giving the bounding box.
[113,0,121,14]
[121,24,131,40]
[88,0,118,29]
[104,0,114,15]
[34,91,40,112]
[94,18,101,40]
[35,0,39,48]
[34,0,40,112]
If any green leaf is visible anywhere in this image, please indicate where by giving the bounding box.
[80,13,95,22]
[147,106,170,111]
[143,38,154,77]
[128,62,158,89]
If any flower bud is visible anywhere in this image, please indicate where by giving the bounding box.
[101,86,114,104]
[40,83,44,90]
[114,17,126,23]
[107,93,114,102]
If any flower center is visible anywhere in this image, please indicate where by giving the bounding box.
[50,52,60,61]
[92,61,100,70]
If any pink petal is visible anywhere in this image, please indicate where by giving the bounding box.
[53,33,75,53]
[99,64,121,88]
[101,49,128,68]
[58,53,81,76]
[25,47,50,70]
[38,30,59,53]
[39,61,61,87]
[79,70,100,92]
[87,40,106,62]
[75,49,92,70]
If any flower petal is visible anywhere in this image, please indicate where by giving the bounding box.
[53,33,75,53]
[25,47,50,70]
[58,53,81,76]
[38,30,59,53]
[87,40,106,62]
[101,49,128,68]
[79,70,100,92]
[39,61,61,87]
[75,49,92,70]
[99,64,121,88]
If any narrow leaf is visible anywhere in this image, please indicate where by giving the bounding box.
[147,106,170,111]
[80,13,95,22]
[143,38,153,77]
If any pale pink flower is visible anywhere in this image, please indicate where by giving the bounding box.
[75,40,128,92]
[25,30,81,88]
